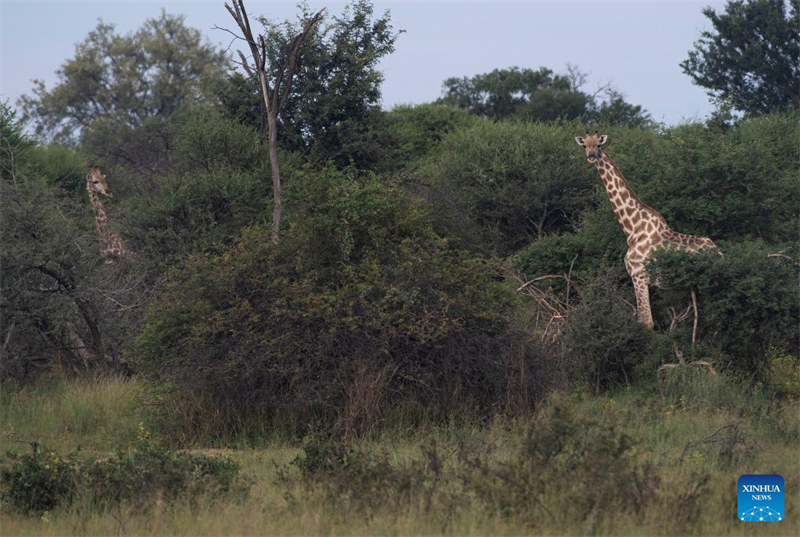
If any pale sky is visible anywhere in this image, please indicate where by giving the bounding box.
[1,0,727,129]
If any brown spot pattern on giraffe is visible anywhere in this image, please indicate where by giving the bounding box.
[575,132,719,328]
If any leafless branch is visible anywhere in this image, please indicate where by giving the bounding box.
[768,250,800,267]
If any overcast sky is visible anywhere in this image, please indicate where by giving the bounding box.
[1,0,727,128]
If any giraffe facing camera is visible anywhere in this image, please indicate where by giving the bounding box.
[86,166,130,261]
[575,133,720,328]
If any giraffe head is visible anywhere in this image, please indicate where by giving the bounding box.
[87,166,113,197]
[574,132,608,163]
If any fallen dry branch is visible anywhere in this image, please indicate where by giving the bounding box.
[505,258,579,345]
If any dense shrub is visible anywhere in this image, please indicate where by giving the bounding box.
[0,437,245,515]
[170,107,263,174]
[460,398,661,528]
[123,169,270,264]
[0,448,79,514]
[135,167,540,438]
[386,103,480,166]
[562,269,658,392]
[511,207,627,288]
[648,242,799,378]
[413,120,598,255]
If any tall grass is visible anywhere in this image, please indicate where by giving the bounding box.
[1,374,798,536]
[0,376,150,453]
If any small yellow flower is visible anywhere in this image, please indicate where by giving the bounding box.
[137,422,151,442]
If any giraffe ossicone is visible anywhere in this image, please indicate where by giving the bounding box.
[575,133,719,328]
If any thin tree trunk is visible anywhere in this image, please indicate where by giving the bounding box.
[224,0,323,243]
[267,109,281,243]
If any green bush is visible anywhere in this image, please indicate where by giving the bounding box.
[0,438,246,515]
[135,167,539,439]
[82,440,244,510]
[123,168,269,264]
[279,432,439,520]
[171,106,262,174]
[386,103,480,166]
[511,207,627,289]
[414,120,598,255]
[0,448,79,515]
[768,352,800,399]
[562,270,658,392]
[648,241,799,377]
[461,398,661,528]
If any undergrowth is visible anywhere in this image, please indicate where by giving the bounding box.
[0,428,249,516]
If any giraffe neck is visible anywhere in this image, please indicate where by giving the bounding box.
[87,187,128,258]
[594,153,666,244]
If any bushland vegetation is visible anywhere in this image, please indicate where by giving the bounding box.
[1,1,798,534]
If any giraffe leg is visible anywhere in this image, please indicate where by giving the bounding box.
[625,251,654,328]
[632,275,654,328]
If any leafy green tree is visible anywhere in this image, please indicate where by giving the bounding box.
[589,90,653,128]
[1,102,33,183]
[20,11,230,179]
[436,67,653,127]
[221,0,402,169]
[681,0,800,115]
[437,67,590,121]
[21,11,229,143]
[118,107,281,264]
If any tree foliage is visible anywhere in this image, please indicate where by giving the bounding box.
[437,67,652,127]
[385,104,480,166]
[414,120,598,256]
[649,243,799,378]
[681,0,800,115]
[135,168,536,436]
[20,11,229,145]
[220,1,401,169]
[438,67,589,121]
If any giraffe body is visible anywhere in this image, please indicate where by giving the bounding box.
[87,167,130,261]
[575,134,719,328]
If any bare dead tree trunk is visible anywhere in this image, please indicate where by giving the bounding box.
[223,0,323,243]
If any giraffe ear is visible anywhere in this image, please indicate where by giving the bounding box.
[597,135,608,145]
[575,136,586,147]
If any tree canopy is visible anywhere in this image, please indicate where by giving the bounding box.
[20,11,230,145]
[436,67,652,127]
[681,0,800,116]
[220,0,402,169]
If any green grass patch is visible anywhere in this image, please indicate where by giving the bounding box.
[1,376,798,536]
[0,376,154,454]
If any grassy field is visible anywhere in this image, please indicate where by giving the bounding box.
[1,373,798,536]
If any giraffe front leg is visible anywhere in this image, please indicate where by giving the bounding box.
[632,275,654,328]
[625,250,654,328]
